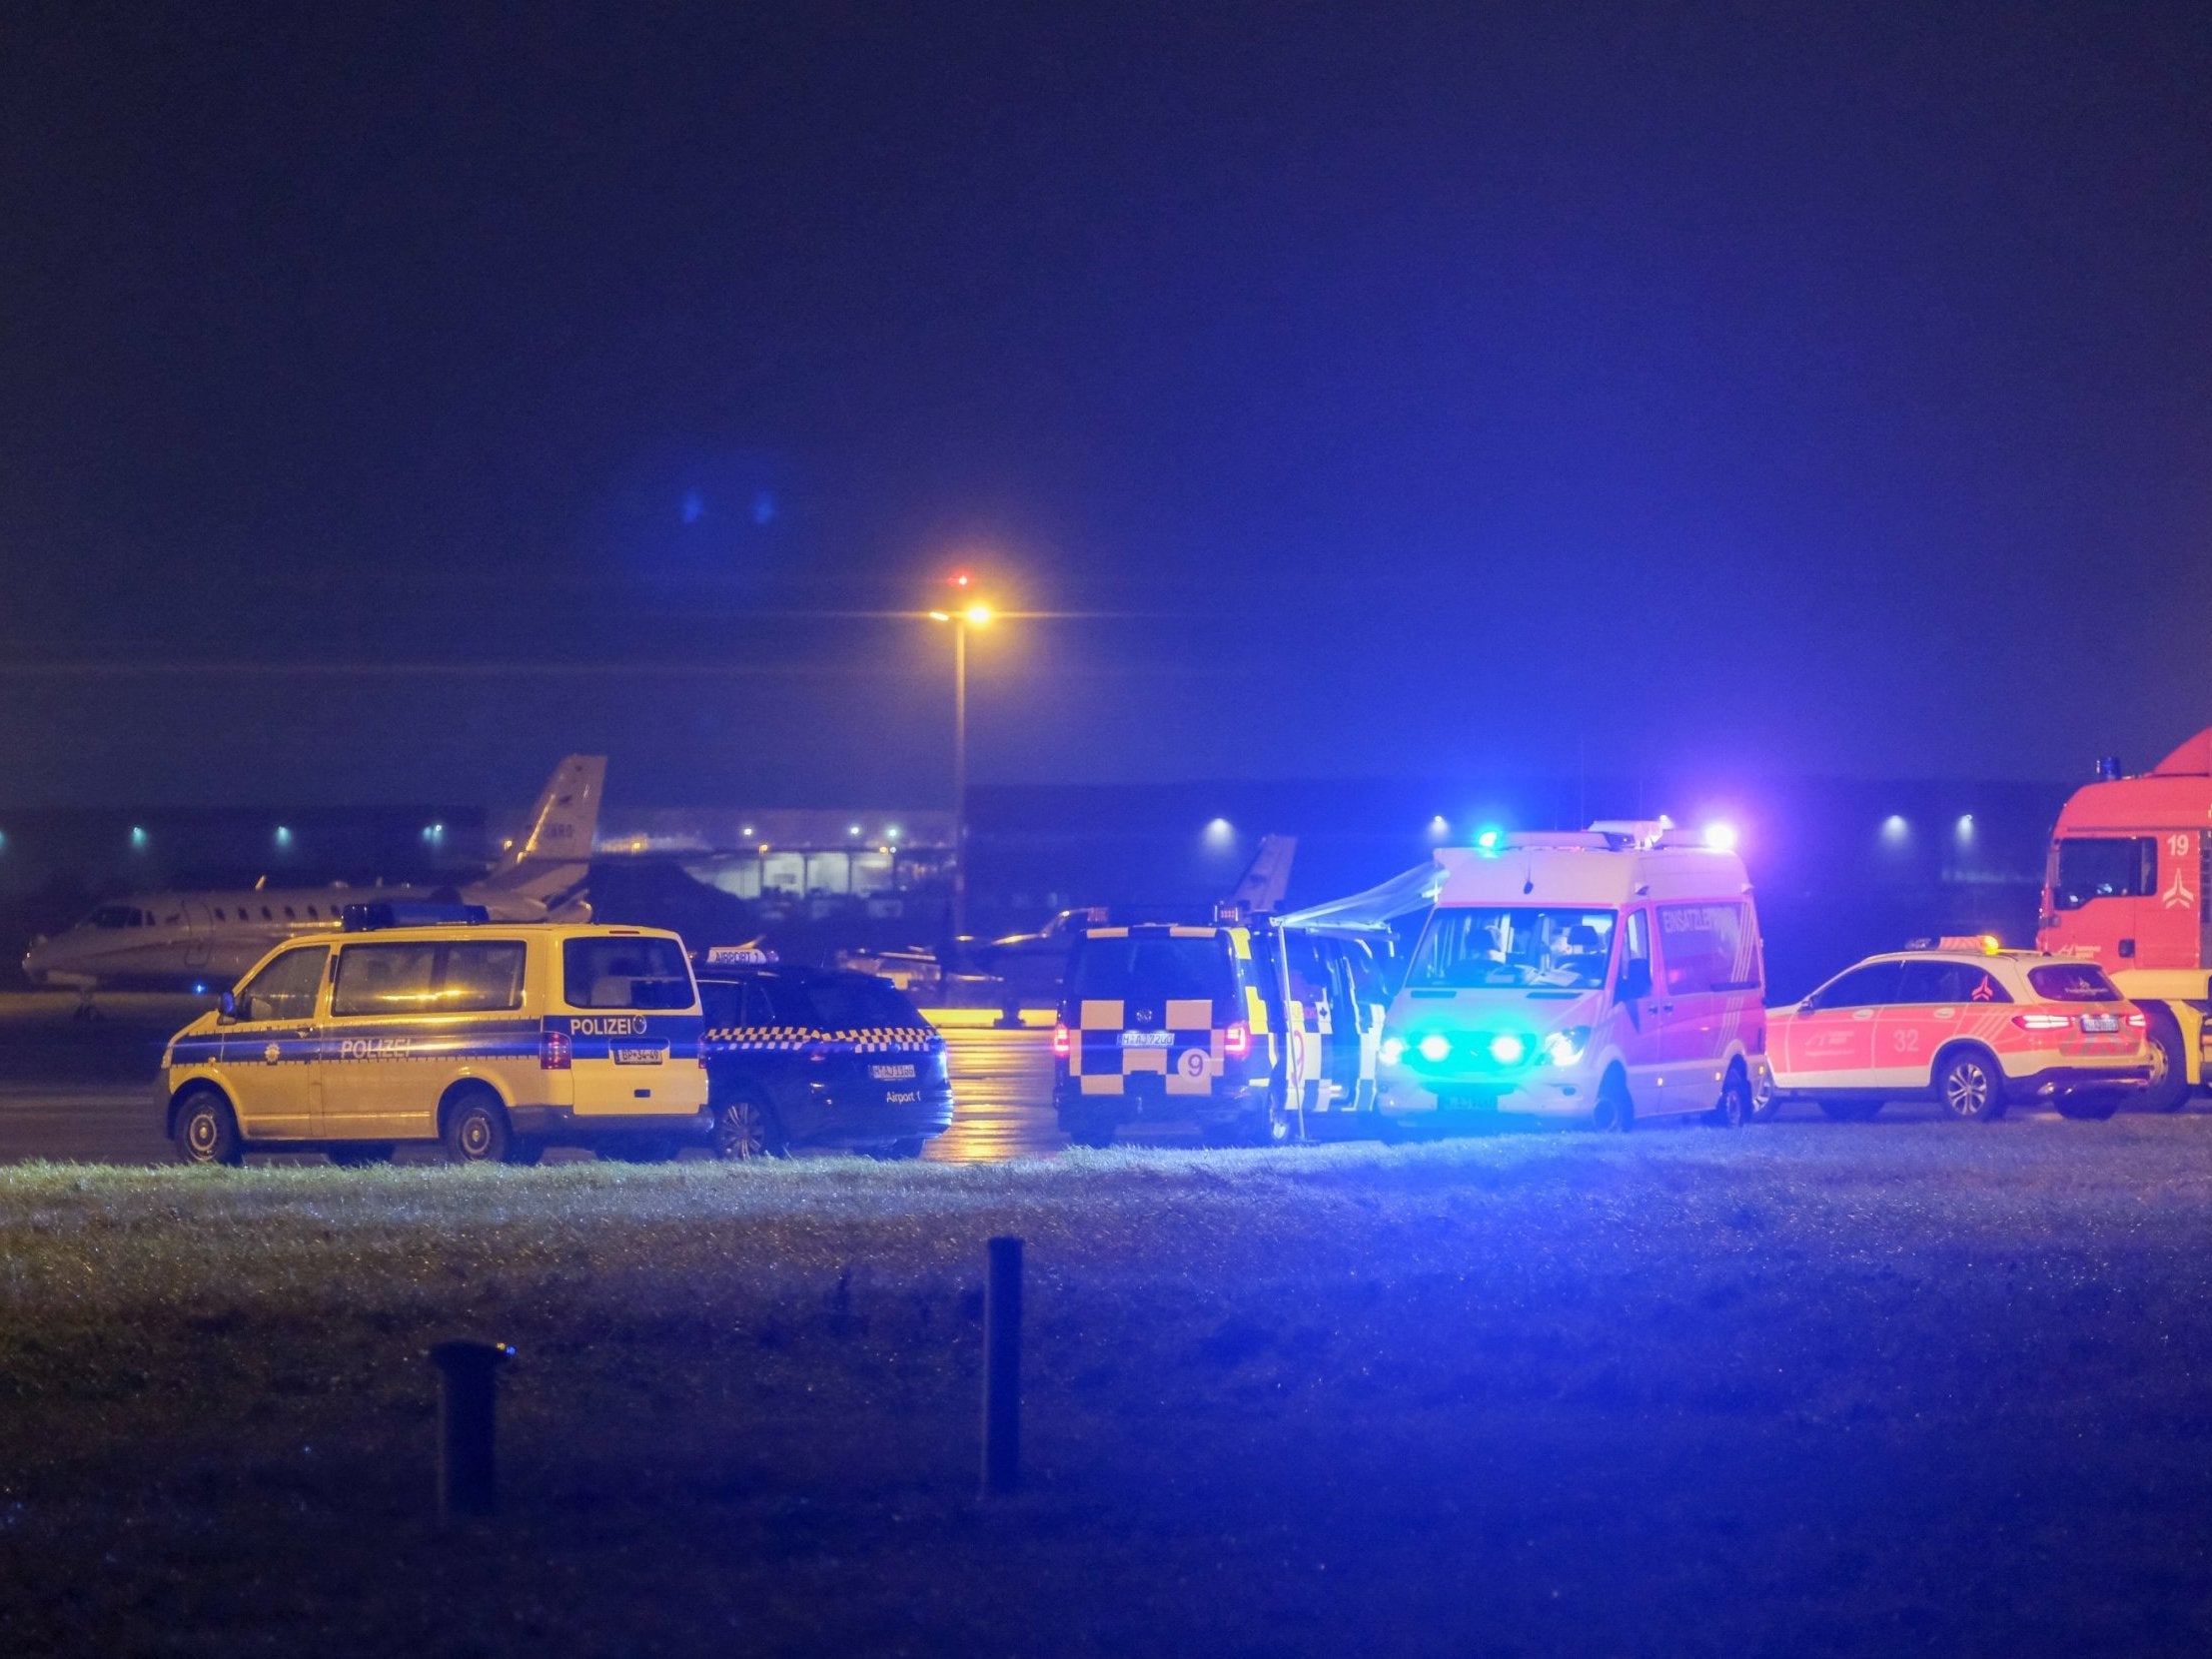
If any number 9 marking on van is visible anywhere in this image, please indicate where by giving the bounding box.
[1179,1048,1209,1079]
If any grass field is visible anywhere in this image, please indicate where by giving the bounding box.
[5,1120,2212,1655]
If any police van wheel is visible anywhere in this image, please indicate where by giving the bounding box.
[1705,1065,1752,1129]
[2139,1008,2191,1113]
[441,1090,513,1164]
[173,1090,243,1167]
[1592,1070,1635,1134]
[711,1093,785,1161]
[1065,1118,1116,1150]
[328,1144,392,1168]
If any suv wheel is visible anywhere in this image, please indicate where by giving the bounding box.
[711,1093,785,1161]
[1936,1050,2006,1122]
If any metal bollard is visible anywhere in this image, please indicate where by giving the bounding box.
[429,1339,516,1519]
[981,1236,1023,1496]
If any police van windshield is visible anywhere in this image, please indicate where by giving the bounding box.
[1409,908,1618,991]
[562,938,695,1010]
[1069,935,1235,1006]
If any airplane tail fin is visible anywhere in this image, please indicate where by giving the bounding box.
[480,755,606,916]
[1228,833,1297,914]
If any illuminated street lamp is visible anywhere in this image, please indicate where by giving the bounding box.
[929,572,996,942]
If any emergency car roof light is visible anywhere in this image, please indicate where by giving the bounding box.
[1588,819,1670,849]
[342,902,490,931]
[2096,756,2122,781]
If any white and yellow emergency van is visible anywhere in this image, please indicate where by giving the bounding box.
[1377,824,1766,1132]
[160,908,708,1165]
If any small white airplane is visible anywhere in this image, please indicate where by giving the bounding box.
[21,756,607,994]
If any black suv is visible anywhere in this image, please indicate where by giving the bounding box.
[697,967,953,1159]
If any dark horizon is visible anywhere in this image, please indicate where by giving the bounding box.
[5,3,2209,805]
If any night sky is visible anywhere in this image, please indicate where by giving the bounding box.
[4,2,2208,809]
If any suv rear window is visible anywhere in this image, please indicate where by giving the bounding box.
[794,976,925,1031]
[1067,934,1235,1004]
[562,937,696,1010]
[2026,963,2121,1002]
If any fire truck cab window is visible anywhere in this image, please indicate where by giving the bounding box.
[2052,837,2158,910]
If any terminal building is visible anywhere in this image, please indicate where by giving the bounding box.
[586,809,953,904]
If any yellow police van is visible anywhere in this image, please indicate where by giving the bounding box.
[161,906,709,1165]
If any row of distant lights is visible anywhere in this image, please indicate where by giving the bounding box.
[1884,814,1976,844]
[23,815,1967,859]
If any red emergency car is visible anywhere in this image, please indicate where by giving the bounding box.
[1765,942,2150,1122]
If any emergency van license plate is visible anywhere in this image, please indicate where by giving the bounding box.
[1120,1030,1173,1048]
[2080,1014,2119,1033]
[613,1045,667,1066]
[870,1063,916,1082]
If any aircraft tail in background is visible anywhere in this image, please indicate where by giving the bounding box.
[1228,833,1297,914]
[474,754,606,918]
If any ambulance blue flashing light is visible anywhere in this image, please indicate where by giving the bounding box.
[1475,828,1503,851]
[1702,822,1738,852]
[1417,1033,1452,1064]
[1487,1032,1527,1065]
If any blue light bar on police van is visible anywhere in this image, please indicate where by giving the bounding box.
[341,902,491,931]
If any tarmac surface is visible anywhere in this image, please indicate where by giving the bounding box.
[0,993,1077,1165]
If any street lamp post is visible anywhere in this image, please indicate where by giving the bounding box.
[931,578,994,945]
[951,606,969,943]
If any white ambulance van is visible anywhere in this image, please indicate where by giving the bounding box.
[1376,824,1765,1132]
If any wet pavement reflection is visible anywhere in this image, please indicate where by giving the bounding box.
[926,1027,1063,1163]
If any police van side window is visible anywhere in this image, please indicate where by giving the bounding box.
[332,944,441,1019]
[561,938,695,1010]
[440,942,528,1013]
[237,947,329,1022]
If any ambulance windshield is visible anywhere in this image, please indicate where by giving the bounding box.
[1408,908,1617,991]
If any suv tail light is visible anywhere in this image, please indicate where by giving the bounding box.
[1224,1020,1252,1060]
[1050,1023,1071,1061]
[540,1029,572,1070]
[2011,1012,2072,1032]
[2126,1011,2148,1029]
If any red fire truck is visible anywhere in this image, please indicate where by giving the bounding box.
[2036,728,2212,1111]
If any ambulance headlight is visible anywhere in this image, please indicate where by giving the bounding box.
[1541,1026,1592,1067]
[1416,1033,1452,1064]
[1379,1036,1407,1066]
[1487,1032,1528,1065]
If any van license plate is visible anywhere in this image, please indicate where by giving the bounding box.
[870,1063,916,1082]
[1120,1030,1173,1048]
[613,1046,666,1066]
[2080,1014,2118,1033]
